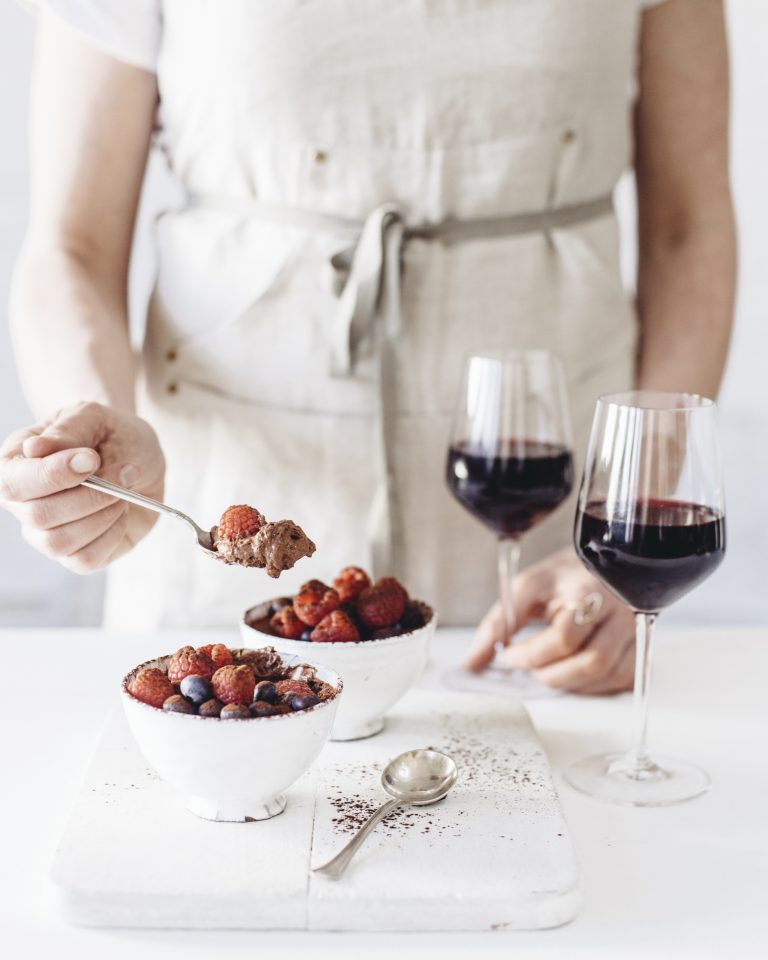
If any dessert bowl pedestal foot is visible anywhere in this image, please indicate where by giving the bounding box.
[186,793,287,822]
[330,716,385,742]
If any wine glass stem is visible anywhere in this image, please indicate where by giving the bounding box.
[626,611,657,771]
[497,536,522,657]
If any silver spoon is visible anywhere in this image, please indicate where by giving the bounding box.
[82,476,216,554]
[313,748,458,881]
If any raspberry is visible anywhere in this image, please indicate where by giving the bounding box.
[270,605,306,640]
[167,646,215,684]
[196,643,233,668]
[212,664,256,705]
[294,579,340,626]
[332,566,371,604]
[128,667,175,708]
[217,504,265,542]
[311,609,360,643]
[275,679,314,700]
[357,577,407,629]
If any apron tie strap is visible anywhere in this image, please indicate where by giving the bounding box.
[329,203,404,377]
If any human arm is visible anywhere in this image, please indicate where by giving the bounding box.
[0,15,164,570]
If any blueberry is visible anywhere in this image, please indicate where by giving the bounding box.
[198,698,223,718]
[300,628,313,642]
[253,680,278,704]
[250,700,278,717]
[401,602,425,631]
[179,674,213,706]
[220,703,250,719]
[269,597,294,616]
[163,694,196,715]
[285,691,320,712]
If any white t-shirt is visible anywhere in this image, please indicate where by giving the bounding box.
[24,0,671,74]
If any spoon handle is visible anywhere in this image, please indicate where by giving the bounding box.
[312,797,400,880]
[81,476,213,550]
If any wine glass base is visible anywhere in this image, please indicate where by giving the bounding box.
[441,664,563,700]
[564,752,710,806]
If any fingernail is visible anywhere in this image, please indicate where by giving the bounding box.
[119,464,139,487]
[69,451,99,474]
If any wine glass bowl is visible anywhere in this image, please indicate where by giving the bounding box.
[445,351,574,695]
[566,391,726,805]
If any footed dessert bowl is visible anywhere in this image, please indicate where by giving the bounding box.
[242,598,435,740]
[121,648,341,822]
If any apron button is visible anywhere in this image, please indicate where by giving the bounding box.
[165,348,177,362]
[562,128,577,143]
[313,148,328,164]
[167,382,179,396]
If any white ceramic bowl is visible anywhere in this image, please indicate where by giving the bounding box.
[241,600,435,740]
[121,650,341,822]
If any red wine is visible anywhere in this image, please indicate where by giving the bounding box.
[446,440,574,537]
[575,499,725,613]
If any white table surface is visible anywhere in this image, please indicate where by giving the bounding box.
[1,625,765,959]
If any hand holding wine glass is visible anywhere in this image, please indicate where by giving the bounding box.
[566,391,726,805]
[445,350,575,696]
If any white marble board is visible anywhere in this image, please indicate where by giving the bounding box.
[51,690,581,931]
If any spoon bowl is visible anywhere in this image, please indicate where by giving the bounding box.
[382,749,458,805]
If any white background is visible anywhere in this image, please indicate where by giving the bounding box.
[0,0,766,628]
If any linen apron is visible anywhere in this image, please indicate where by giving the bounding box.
[104,0,641,629]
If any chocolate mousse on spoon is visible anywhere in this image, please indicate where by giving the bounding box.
[211,505,315,577]
[80,477,314,576]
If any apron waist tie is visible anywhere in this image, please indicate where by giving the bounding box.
[185,191,613,575]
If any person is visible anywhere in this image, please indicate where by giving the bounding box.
[0,0,735,694]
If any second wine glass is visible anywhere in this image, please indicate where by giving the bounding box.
[445,351,574,696]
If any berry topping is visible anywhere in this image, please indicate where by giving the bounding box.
[284,691,320,711]
[212,664,256,705]
[311,609,360,643]
[332,566,371,603]
[294,580,340,626]
[275,679,314,700]
[128,667,175,708]
[163,694,196,715]
[216,504,266,542]
[198,698,223,718]
[269,597,294,616]
[250,700,280,717]
[401,601,426,632]
[252,680,278,704]
[168,646,215,684]
[220,703,251,719]
[270,605,306,640]
[196,643,234,668]
[179,674,213,706]
[357,577,407,629]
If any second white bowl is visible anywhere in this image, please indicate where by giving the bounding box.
[241,600,434,740]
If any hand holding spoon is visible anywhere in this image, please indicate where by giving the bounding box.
[313,748,458,881]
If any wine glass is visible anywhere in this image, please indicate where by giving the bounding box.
[445,351,574,696]
[566,391,726,805]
